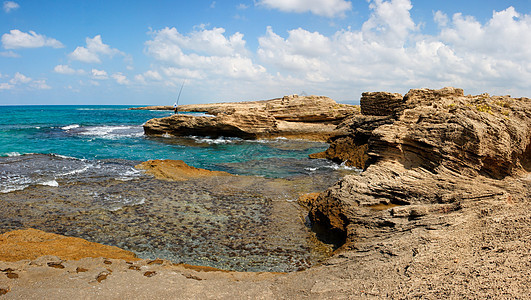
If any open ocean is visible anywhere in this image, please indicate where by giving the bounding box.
[0,105,356,272]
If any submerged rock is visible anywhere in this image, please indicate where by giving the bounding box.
[142,95,359,141]
[136,159,233,181]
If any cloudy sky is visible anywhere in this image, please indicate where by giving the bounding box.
[1,0,530,105]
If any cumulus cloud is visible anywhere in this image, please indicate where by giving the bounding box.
[1,29,64,49]
[69,35,122,63]
[112,72,130,85]
[91,69,108,80]
[0,82,13,90]
[3,1,19,13]
[54,64,85,75]
[1,72,51,90]
[9,72,31,84]
[254,1,531,98]
[145,26,266,80]
[139,0,530,101]
[256,0,352,18]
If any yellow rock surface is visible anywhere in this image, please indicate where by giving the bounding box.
[136,159,233,181]
[0,228,139,262]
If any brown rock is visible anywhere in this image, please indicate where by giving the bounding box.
[360,91,404,116]
[143,271,156,277]
[0,228,139,262]
[308,87,531,248]
[142,95,359,141]
[135,159,233,181]
[96,271,110,283]
[47,262,65,269]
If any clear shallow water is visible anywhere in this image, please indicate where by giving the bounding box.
[0,105,356,271]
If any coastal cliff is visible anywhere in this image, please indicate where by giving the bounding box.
[307,87,530,278]
[142,95,359,141]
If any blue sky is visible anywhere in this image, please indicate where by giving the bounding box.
[1,0,530,105]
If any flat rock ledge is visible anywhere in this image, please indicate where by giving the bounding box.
[141,95,359,141]
[135,159,233,181]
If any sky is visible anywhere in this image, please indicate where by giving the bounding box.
[0,0,530,105]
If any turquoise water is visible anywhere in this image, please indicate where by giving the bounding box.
[0,105,353,272]
[0,105,331,176]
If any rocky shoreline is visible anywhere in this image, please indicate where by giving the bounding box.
[2,88,530,298]
[140,94,359,141]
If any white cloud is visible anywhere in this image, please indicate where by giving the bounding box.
[256,0,352,18]
[0,50,19,57]
[91,69,108,80]
[145,27,266,80]
[54,64,85,75]
[434,10,448,27]
[112,72,130,85]
[0,82,13,90]
[253,1,531,98]
[3,1,19,13]
[10,72,31,84]
[31,79,51,90]
[1,72,51,90]
[1,29,64,49]
[139,1,530,102]
[69,35,122,63]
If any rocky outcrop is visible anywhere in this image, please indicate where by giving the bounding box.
[136,159,233,181]
[308,87,531,251]
[0,229,138,262]
[142,95,359,141]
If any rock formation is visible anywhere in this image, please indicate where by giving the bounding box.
[307,87,531,251]
[135,159,233,181]
[142,95,359,141]
[1,88,529,298]
[0,229,138,262]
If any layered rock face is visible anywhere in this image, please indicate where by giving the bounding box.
[142,95,358,141]
[308,87,531,249]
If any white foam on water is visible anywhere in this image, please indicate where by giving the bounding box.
[193,136,242,144]
[0,174,32,193]
[61,124,80,130]
[78,125,144,139]
[56,165,91,177]
[39,180,59,187]
[116,167,142,181]
[4,152,22,157]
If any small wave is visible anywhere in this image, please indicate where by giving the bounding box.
[61,124,80,130]
[56,165,91,177]
[192,136,242,144]
[78,125,144,139]
[39,180,59,187]
[4,152,22,157]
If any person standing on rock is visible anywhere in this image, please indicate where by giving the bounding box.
[173,102,178,114]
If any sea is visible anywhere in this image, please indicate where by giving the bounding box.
[0,105,357,272]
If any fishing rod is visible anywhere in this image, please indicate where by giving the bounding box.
[174,79,186,114]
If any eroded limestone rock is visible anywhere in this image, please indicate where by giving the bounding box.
[142,95,359,141]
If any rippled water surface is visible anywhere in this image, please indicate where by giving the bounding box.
[0,105,357,271]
